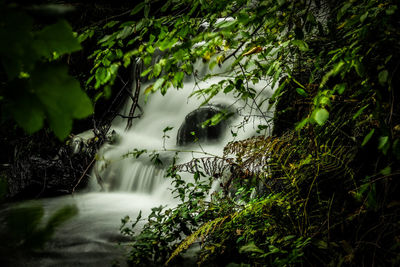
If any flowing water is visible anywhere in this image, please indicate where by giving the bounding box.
[1,58,274,266]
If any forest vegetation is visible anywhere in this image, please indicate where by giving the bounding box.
[1,0,400,266]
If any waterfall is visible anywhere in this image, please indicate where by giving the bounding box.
[91,56,274,198]
[0,55,274,267]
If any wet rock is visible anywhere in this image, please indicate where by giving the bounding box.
[177,105,228,146]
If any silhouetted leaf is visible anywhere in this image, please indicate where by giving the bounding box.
[34,20,81,58]
[31,64,93,139]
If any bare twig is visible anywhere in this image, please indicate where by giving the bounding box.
[72,157,96,193]
[222,23,264,64]
[125,60,143,131]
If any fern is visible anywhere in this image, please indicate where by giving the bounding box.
[165,215,231,265]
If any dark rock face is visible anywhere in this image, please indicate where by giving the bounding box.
[177,105,227,146]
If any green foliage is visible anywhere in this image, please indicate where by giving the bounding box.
[0,203,78,253]
[0,3,93,139]
[120,154,217,266]
[84,0,400,265]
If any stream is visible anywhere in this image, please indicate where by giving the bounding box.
[1,58,274,266]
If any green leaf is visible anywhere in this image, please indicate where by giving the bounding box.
[386,5,397,15]
[277,0,286,6]
[239,242,264,254]
[34,20,81,58]
[103,21,119,29]
[98,34,113,44]
[144,55,152,66]
[153,63,162,77]
[238,11,250,24]
[205,111,233,127]
[224,84,234,94]
[292,40,309,52]
[160,81,170,96]
[6,79,46,134]
[334,83,346,95]
[353,104,369,120]
[361,129,374,146]
[153,77,166,92]
[296,87,308,97]
[337,3,352,21]
[268,79,287,110]
[380,166,391,175]
[172,71,184,88]
[215,19,237,28]
[117,26,134,39]
[158,37,178,51]
[313,108,329,125]
[141,67,153,77]
[77,28,94,43]
[360,11,368,23]
[378,70,388,85]
[332,61,345,75]
[144,4,150,18]
[378,136,390,155]
[320,61,345,87]
[161,2,171,12]
[130,2,145,15]
[295,117,309,130]
[163,126,174,133]
[209,59,217,70]
[31,64,93,139]
[314,239,329,249]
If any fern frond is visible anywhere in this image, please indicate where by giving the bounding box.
[165,215,230,265]
[174,157,232,178]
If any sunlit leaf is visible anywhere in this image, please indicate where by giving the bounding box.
[153,63,162,77]
[215,19,237,29]
[153,77,165,91]
[313,108,329,125]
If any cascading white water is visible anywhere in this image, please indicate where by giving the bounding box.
[1,55,274,266]
[92,56,274,197]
